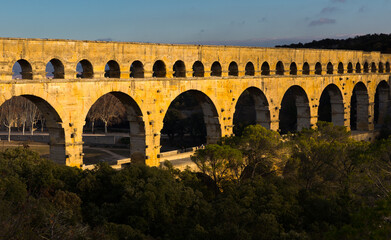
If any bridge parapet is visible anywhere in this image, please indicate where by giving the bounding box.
[0,38,388,167]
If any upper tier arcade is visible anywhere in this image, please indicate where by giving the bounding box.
[0,37,389,167]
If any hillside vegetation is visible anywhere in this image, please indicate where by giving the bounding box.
[277,33,391,53]
[2,123,391,239]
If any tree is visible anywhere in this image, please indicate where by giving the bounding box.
[86,104,100,134]
[15,97,29,135]
[222,125,287,178]
[87,94,126,134]
[286,122,368,194]
[191,144,243,187]
[26,101,39,135]
[0,98,18,142]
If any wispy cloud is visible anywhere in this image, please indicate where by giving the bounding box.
[230,20,246,26]
[321,7,338,14]
[258,17,267,23]
[309,18,336,26]
[331,0,347,3]
[358,6,367,12]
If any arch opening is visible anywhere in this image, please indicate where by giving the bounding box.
[318,84,344,126]
[228,61,239,76]
[315,62,322,75]
[371,62,377,73]
[12,59,33,80]
[374,81,390,128]
[356,62,361,73]
[130,61,144,78]
[104,60,120,78]
[276,61,284,75]
[76,60,94,79]
[386,62,390,73]
[261,62,270,75]
[338,62,344,74]
[245,62,255,76]
[290,62,297,75]
[0,95,66,164]
[211,61,222,77]
[153,60,166,78]
[173,60,186,78]
[363,62,369,73]
[233,87,270,136]
[347,62,353,73]
[327,62,333,74]
[46,58,64,79]
[279,86,310,134]
[302,62,310,75]
[83,92,145,164]
[379,62,384,73]
[192,61,204,77]
[350,82,369,131]
[161,90,221,152]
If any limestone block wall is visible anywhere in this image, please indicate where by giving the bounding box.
[0,38,388,167]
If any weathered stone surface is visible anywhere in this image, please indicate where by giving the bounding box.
[0,37,389,167]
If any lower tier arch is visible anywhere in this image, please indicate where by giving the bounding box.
[279,86,310,134]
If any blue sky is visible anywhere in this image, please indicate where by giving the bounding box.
[1,0,390,46]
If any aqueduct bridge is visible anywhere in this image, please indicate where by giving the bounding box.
[0,38,390,167]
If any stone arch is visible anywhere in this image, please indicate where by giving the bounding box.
[211,61,222,77]
[379,62,384,73]
[153,60,166,78]
[374,81,390,128]
[228,61,239,76]
[84,91,146,163]
[276,61,284,75]
[347,62,353,73]
[315,62,322,75]
[173,60,186,78]
[46,58,64,79]
[318,84,344,126]
[1,95,66,164]
[233,87,270,135]
[104,60,120,78]
[192,61,204,77]
[130,60,144,78]
[245,62,255,76]
[350,82,369,130]
[363,62,369,73]
[371,62,377,73]
[327,62,333,74]
[386,62,390,73]
[76,59,93,79]
[279,85,310,133]
[302,62,310,75]
[356,62,361,73]
[161,90,221,149]
[261,62,270,75]
[290,62,297,75]
[13,59,33,80]
[338,62,344,74]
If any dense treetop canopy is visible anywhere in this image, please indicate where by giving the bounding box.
[277,33,391,53]
[2,123,391,239]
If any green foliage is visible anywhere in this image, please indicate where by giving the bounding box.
[222,125,287,178]
[191,144,243,186]
[0,148,88,240]
[277,33,391,53]
[3,124,391,239]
